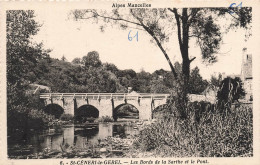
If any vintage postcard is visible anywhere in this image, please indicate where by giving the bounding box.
[0,0,260,165]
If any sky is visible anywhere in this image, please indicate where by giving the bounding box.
[32,8,252,80]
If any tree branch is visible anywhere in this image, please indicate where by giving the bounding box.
[188,8,200,24]
[189,57,196,63]
[76,9,180,81]
[77,16,96,20]
[169,8,183,48]
[130,10,179,80]
[78,10,143,27]
[189,34,206,40]
[227,11,240,21]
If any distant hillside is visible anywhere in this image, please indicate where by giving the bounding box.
[25,52,207,94]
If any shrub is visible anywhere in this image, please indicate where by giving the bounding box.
[60,114,74,121]
[135,104,253,157]
[217,77,245,105]
[8,108,55,133]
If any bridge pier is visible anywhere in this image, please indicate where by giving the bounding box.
[139,99,153,120]
[88,99,113,117]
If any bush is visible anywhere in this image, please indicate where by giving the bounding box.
[217,77,245,105]
[8,108,55,133]
[60,114,74,121]
[135,104,253,157]
[28,109,55,129]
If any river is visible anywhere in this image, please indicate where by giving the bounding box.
[8,120,141,158]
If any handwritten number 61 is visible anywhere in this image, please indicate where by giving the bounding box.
[229,2,242,14]
[128,30,138,42]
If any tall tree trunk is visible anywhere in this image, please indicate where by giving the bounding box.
[181,8,190,93]
[174,8,190,94]
[172,8,191,118]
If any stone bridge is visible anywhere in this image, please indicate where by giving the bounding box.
[40,93,170,120]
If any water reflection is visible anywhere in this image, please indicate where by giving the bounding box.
[113,124,138,138]
[8,122,139,157]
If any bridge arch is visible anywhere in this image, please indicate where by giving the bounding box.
[152,104,168,119]
[43,104,64,119]
[113,103,139,121]
[75,104,99,123]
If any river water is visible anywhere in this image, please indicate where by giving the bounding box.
[8,121,140,158]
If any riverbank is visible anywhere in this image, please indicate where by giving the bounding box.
[133,103,253,157]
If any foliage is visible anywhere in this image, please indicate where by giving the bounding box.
[135,78,251,157]
[61,55,67,62]
[7,10,54,133]
[152,104,171,119]
[34,56,206,95]
[217,77,245,105]
[72,57,81,64]
[188,67,208,94]
[82,51,102,68]
[103,63,119,74]
[210,73,223,89]
[8,108,55,132]
[31,57,122,93]
[135,73,250,157]
[135,103,252,157]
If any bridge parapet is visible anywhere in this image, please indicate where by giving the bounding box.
[40,93,170,100]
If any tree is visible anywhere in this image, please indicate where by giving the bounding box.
[82,51,102,67]
[133,70,152,92]
[210,73,223,89]
[188,67,208,94]
[7,10,52,132]
[217,77,245,105]
[7,11,39,86]
[118,69,137,79]
[72,57,81,64]
[7,10,46,109]
[150,78,170,93]
[61,55,67,62]
[71,8,251,91]
[103,62,119,74]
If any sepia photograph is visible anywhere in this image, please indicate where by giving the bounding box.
[1,1,260,164]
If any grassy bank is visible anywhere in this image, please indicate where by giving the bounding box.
[134,103,253,157]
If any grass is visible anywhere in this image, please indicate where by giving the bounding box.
[134,103,253,157]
